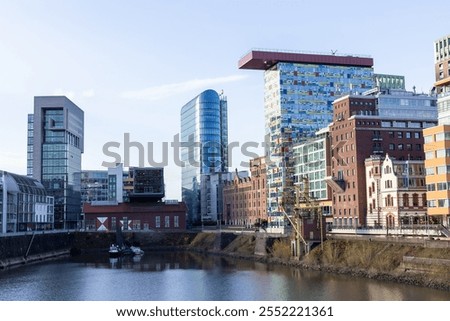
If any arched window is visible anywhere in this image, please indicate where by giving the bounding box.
[422,193,427,207]
[412,193,419,207]
[403,193,409,207]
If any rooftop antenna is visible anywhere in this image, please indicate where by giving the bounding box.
[331,49,337,55]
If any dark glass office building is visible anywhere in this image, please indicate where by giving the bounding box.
[181,89,228,225]
[28,96,84,229]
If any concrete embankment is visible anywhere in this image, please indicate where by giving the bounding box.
[0,232,75,269]
[122,231,450,292]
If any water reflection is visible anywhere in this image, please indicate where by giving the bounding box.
[0,251,448,301]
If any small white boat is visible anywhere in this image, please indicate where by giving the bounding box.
[130,246,144,255]
[109,244,121,257]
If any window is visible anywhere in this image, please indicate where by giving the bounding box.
[389,143,395,150]
[165,216,170,228]
[406,132,411,139]
[412,194,419,207]
[174,216,179,228]
[414,132,420,139]
[424,135,433,144]
[403,193,409,207]
[437,182,448,190]
[397,132,403,138]
[155,216,161,228]
[398,144,404,151]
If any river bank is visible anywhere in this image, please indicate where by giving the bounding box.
[1,230,449,291]
[180,232,450,292]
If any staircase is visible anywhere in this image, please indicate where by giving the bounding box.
[440,224,450,238]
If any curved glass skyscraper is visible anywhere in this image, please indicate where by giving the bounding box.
[181,89,228,225]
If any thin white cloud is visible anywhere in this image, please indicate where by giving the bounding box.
[51,89,95,99]
[53,89,76,100]
[120,75,248,101]
[82,89,95,98]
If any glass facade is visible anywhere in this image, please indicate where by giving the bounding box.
[30,97,84,229]
[265,61,374,214]
[294,134,328,200]
[181,89,228,225]
[1,170,54,233]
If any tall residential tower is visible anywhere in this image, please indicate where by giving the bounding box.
[28,96,84,229]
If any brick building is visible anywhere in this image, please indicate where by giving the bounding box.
[328,89,436,227]
[83,201,187,231]
[223,157,267,227]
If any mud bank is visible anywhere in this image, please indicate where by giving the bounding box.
[183,233,450,292]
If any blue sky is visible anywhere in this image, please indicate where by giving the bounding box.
[0,0,447,199]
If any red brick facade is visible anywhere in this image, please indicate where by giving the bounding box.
[83,202,187,231]
[223,157,267,226]
[329,95,429,227]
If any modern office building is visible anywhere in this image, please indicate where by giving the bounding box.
[328,89,436,227]
[1,170,54,233]
[81,164,128,204]
[293,126,333,224]
[28,96,84,229]
[365,155,427,228]
[128,167,164,202]
[181,89,228,225]
[423,34,450,228]
[238,49,374,216]
[373,73,405,91]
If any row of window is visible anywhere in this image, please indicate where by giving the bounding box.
[425,148,450,159]
[388,143,421,151]
[427,182,450,191]
[425,165,450,175]
[424,132,450,143]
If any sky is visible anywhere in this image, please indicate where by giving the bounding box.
[0,0,448,200]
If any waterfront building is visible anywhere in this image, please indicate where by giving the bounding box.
[181,89,228,225]
[0,170,54,233]
[222,157,267,227]
[365,155,427,228]
[424,34,450,227]
[28,96,84,229]
[83,201,187,231]
[128,167,164,202]
[328,89,436,227]
[293,126,332,224]
[238,49,374,217]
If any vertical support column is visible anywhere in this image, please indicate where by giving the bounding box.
[2,172,7,234]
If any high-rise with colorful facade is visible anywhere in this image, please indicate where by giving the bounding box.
[28,96,84,229]
[238,49,374,216]
[181,89,228,225]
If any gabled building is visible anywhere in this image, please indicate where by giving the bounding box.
[328,89,436,227]
[365,155,427,228]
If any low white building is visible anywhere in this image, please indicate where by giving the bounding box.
[365,155,427,228]
[1,170,54,233]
